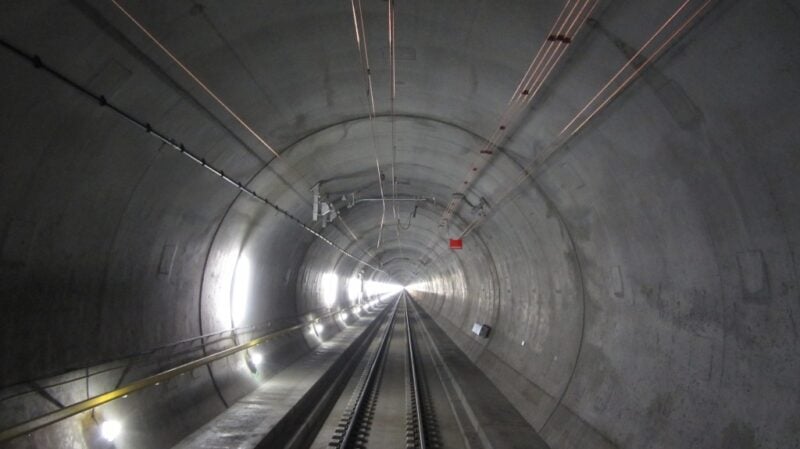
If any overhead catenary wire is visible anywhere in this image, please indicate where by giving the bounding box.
[417,0,712,275]
[506,1,574,104]
[437,0,597,232]
[458,0,716,239]
[389,0,398,221]
[350,0,389,250]
[387,0,408,263]
[500,0,595,122]
[0,38,387,275]
[459,0,597,173]
[109,0,281,160]
[557,0,695,136]
[110,0,378,260]
[515,0,599,111]
[337,215,381,265]
[564,0,713,138]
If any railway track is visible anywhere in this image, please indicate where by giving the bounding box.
[308,292,449,449]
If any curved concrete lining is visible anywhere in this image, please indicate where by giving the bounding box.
[1,1,799,448]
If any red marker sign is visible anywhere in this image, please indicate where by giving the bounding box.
[449,238,463,249]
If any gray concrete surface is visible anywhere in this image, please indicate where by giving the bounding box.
[1,0,799,448]
[170,309,382,449]
[411,297,551,449]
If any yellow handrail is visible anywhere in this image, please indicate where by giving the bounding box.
[0,303,369,443]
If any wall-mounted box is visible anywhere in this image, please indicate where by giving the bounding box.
[472,323,491,338]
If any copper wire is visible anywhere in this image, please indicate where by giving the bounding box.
[459,0,714,239]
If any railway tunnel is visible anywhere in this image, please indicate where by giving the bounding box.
[1,0,799,448]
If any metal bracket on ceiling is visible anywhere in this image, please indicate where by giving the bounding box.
[314,178,435,230]
[311,182,338,226]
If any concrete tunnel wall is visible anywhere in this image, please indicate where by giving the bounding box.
[1,0,799,448]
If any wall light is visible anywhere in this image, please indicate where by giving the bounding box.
[245,350,262,373]
[100,420,122,442]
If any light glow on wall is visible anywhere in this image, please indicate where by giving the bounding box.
[347,277,362,303]
[231,255,251,326]
[215,251,238,326]
[322,273,338,307]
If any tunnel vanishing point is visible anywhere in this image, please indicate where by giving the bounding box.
[1,1,799,448]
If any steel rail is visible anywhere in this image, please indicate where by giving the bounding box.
[404,292,428,449]
[337,297,401,448]
[0,304,365,443]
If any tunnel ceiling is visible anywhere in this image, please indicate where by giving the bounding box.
[2,0,800,448]
[3,0,649,279]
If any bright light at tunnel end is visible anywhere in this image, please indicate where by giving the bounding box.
[404,282,429,292]
[362,280,403,297]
